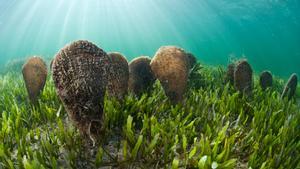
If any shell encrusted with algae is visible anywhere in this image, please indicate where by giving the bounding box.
[150,46,189,104]
[225,63,235,85]
[107,52,129,100]
[50,59,54,71]
[52,40,110,141]
[128,56,155,96]
[22,56,48,102]
[281,73,298,100]
[186,53,197,70]
[234,60,253,94]
[259,71,273,90]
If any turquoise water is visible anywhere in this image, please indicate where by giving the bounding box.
[0,0,299,77]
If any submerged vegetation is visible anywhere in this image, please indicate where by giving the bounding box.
[0,61,299,168]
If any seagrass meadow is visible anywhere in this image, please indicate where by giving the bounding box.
[0,63,299,169]
[1,0,300,168]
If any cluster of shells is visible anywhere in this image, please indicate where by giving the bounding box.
[22,40,298,143]
[225,59,298,99]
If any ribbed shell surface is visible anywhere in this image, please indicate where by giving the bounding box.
[22,56,48,102]
[52,40,109,137]
[150,46,189,103]
[259,71,273,90]
[128,56,155,96]
[234,60,253,94]
[281,73,298,100]
[225,63,235,85]
[107,52,129,100]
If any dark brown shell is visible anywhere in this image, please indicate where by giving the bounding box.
[50,59,54,71]
[225,63,235,85]
[128,56,155,96]
[22,56,48,102]
[52,40,109,140]
[186,53,197,70]
[259,71,273,90]
[234,60,253,95]
[107,52,129,100]
[150,46,189,104]
[281,73,298,100]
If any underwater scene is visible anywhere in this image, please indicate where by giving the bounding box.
[0,0,299,168]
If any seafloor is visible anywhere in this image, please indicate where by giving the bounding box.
[0,61,299,169]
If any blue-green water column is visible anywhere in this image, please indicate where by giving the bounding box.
[0,0,299,77]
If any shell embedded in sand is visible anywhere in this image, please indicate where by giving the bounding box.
[128,56,155,96]
[107,52,129,100]
[234,60,253,94]
[150,46,189,103]
[52,40,109,140]
[281,73,298,100]
[259,71,273,90]
[225,63,235,85]
[186,53,197,70]
[22,56,48,102]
